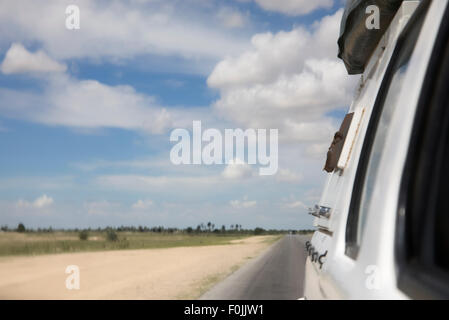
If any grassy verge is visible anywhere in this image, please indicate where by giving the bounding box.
[0,232,253,257]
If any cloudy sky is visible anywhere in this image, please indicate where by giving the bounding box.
[0,0,357,230]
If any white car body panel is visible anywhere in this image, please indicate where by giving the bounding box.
[304,0,447,299]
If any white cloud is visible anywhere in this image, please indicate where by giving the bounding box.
[217,7,247,28]
[94,168,267,196]
[282,200,307,209]
[132,199,154,209]
[0,176,74,191]
[222,159,254,179]
[0,73,173,134]
[96,174,222,191]
[230,196,257,209]
[256,0,333,16]
[0,0,251,66]
[15,200,29,208]
[208,10,357,145]
[0,43,66,74]
[33,194,54,208]
[0,41,223,134]
[84,200,119,216]
[16,194,54,209]
[237,0,334,16]
[305,142,330,158]
[275,169,302,183]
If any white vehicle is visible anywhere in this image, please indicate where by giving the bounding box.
[304,0,449,299]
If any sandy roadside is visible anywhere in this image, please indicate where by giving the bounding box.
[0,235,277,300]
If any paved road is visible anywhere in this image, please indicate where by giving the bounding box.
[200,234,309,300]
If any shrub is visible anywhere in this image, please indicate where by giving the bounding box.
[79,230,89,241]
[118,238,130,249]
[254,227,265,235]
[106,229,118,242]
[17,223,26,233]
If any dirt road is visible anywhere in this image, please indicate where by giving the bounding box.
[0,236,276,299]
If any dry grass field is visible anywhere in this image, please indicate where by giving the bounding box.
[0,231,255,256]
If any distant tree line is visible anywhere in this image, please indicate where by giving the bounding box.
[0,222,315,236]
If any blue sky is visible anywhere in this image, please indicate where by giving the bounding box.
[0,0,356,230]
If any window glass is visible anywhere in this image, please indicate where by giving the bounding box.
[357,64,408,244]
[345,5,428,257]
[397,3,449,297]
[435,136,449,273]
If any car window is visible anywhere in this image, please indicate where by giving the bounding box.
[345,2,429,258]
[397,2,449,299]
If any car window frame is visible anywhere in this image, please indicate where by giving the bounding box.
[396,1,449,299]
[345,0,431,259]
